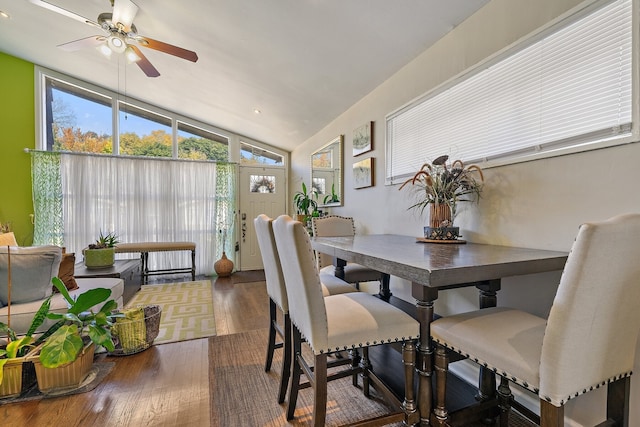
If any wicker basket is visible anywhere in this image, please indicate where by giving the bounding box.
[109,305,162,356]
[1,357,27,398]
[0,349,37,399]
[30,342,95,393]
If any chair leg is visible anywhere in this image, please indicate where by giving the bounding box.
[287,327,303,420]
[402,341,417,419]
[540,400,563,427]
[278,313,292,404]
[607,376,630,426]
[433,344,450,424]
[313,353,328,427]
[350,349,361,387]
[497,376,512,427]
[360,347,371,398]
[264,299,277,372]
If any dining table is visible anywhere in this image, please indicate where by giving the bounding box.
[311,234,568,426]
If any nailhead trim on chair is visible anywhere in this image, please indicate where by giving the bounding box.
[316,335,419,354]
[433,338,634,406]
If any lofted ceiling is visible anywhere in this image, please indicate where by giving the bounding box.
[0,0,489,152]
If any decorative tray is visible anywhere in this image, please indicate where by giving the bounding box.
[416,237,466,244]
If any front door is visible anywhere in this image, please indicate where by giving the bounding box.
[238,166,287,270]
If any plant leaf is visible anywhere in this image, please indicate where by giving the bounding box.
[68,288,112,315]
[39,325,83,368]
[0,359,7,385]
[25,295,53,338]
[52,276,74,305]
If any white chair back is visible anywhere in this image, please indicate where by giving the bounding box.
[273,215,329,350]
[311,215,356,269]
[540,213,640,405]
[254,214,288,313]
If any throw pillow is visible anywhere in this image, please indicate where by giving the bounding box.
[55,252,79,292]
[0,232,17,247]
[0,245,62,305]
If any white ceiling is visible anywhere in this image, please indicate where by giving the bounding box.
[0,0,489,152]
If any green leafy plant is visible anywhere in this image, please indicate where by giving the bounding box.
[322,183,340,204]
[399,154,484,220]
[88,230,119,249]
[0,296,53,384]
[293,182,318,216]
[37,277,119,368]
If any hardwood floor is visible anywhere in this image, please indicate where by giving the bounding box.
[0,272,270,427]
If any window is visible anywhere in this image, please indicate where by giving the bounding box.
[386,0,633,184]
[178,122,229,162]
[39,71,231,162]
[119,102,172,158]
[45,78,113,153]
[249,175,276,193]
[240,141,284,165]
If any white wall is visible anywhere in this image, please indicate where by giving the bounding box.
[291,0,640,424]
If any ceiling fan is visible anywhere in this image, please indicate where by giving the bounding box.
[28,0,198,77]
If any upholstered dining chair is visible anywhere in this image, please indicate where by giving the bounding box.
[431,213,640,426]
[253,214,357,404]
[312,215,384,289]
[273,214,420,427]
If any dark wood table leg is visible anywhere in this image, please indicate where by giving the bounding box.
[379,273,392,301]
[333,257,346,280]
[412,282,439,426]
[190,249,196,281]
[475,279,501,403]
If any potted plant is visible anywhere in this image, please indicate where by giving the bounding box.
[28,277,118,392]
[293,182,318,222]
[322,183,340,205]
[0,297,53,397]
[83,230,119,269]
[399,155,483,240]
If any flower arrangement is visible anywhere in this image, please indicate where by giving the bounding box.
[399,155,484,229]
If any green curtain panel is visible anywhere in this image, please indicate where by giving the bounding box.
[215,162,238,263]
[31,151,63,246]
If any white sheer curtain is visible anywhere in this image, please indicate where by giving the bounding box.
[52,153,235,276]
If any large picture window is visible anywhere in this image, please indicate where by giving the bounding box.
[386,0,634,184]
[39,71,231,161]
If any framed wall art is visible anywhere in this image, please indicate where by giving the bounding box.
[353,157,374,189]
[352,121,373,156]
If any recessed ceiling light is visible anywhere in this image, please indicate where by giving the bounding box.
[0,11,10,19]
[253,109,262,115]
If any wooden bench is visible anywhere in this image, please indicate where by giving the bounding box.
[115,242,196,284]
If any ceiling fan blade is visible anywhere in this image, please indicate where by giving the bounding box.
[28,0,101,29]
[130,45,160,78]
[136,37,199,62]
[58,35,106,52]
[112,0,139,32]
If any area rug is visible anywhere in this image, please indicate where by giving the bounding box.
[125,280,216,345]
[208,328,536,427]
[209,328,403,427]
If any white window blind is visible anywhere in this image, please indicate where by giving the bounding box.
[386,0,632,184]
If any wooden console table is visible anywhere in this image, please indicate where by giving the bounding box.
[75,259,141,305]
[312,234,568,426]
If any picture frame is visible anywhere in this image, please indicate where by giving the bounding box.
[352,121,373,156]
[353,157,374,189]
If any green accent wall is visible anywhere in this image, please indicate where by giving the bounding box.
[0,52,35,245]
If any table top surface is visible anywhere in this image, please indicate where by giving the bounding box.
[74,259,140,278]
[311,234,568,288]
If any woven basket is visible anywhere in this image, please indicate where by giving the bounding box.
[109,305,162,356]
[30,342,95,393]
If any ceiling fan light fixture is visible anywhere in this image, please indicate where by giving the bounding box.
[125,45,141,63]
[99,44,112,57]
[107,33,126,53]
